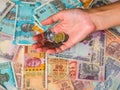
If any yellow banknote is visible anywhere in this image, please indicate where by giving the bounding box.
[23,46,46,90]
[48,57,69,81]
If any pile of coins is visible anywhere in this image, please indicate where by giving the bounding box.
[43,30,69,48]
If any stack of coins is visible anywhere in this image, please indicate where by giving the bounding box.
[44,30,69,43]
[44,30,69,48]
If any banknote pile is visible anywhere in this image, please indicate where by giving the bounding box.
[0,0,120,90]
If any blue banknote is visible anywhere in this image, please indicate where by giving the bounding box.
[0,62,17,90]
[34,0,83,32]
[93,57,120,90]
[13,3,38,45]
[0,6,17,35]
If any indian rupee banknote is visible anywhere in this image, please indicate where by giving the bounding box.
[48,57,69,81]
[34,0,83,32]
[89,0,110,8]
[0,5,17,35]
[76,61,105,81]
[71,80,94,90]
[13,46,24,89]
[54,80,74,90]
[93,57,120,90]
[23,46,46,90]
[105,30,120,61]
[13,3,38,45]
[0,62,17,90]
[80,0,94,8]
[0,32,19,61]
[91,31,106,66]
[0,0,15,21]
[109,26,120,38]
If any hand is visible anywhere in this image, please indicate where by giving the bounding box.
[32,9,96,54]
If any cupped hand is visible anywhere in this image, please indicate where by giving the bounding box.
[32,9,96,54]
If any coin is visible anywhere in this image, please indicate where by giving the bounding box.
[44,31,69,43]
[54,32,69,43]
[44,30,55,42]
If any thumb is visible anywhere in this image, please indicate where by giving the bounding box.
[41,11,64,25]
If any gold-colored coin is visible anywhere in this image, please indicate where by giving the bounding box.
[54,32,66,43]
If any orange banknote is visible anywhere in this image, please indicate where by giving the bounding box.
[105,30,120,61]
[23,46,46,90]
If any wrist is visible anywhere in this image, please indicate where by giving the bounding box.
[85,1,120,30]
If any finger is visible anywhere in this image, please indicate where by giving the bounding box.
[33,34,44,41]
[37,47,48,52]
[41,11,64,25]
[32,42,43,50]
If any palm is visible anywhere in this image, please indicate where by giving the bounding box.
[32,9,95,54]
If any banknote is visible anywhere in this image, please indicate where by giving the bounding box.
[109,26,120,38]
[93,57,120,90]
[68,60,78,80]
[0,0,15,21]
[48,57,69,81]
[13,46,24,89]
[0,32,19,61]
[89,0,110,8]
[21,0,36,4]
[0,62,17,90]
[54,80,74,90]
[34,0,83,32]
[0,5,17,35]
[77,61,104,81]
[23,46,46,90]
[49,42,92,61]
[13,3,38,45]
[105,30,120,61]
[71,80,94,90]
[80,0,94,8]
[48,77,60,90]
[91,31,106,66]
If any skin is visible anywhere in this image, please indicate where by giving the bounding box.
[32,1,120,54]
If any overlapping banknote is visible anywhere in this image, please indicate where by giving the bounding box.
[93,57,120,90]
[105,30,120,61]
[23,46,47,90]
[0,32,19,61]
[0,0,15,21]
[0,5,17,35]
[0,62,17,90]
